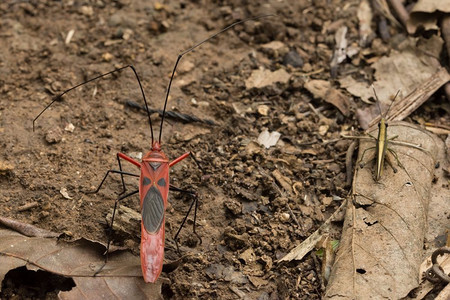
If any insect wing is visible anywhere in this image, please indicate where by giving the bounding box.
[139,161,169,283]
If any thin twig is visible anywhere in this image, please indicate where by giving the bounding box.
[257,167,302,230]
[126,100,217,126]
[346,141,358,186]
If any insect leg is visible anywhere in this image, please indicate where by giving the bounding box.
[358,146,376,168]
[385,150,398,173]
[86,169,139,194]
[169,185,201,254]
[116,153,141,195]
[387,147,403,169]
[94,189,139,276]
[169,151,205,174]
[387,135,398,141]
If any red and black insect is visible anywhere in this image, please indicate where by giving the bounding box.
[33,15,272,283]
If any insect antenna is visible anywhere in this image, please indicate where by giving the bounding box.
[384,89,400,120]
[158,14,274,143]
[33,65,155,145]
[371,85,400,120]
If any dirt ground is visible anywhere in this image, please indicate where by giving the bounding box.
[0,0,448,299]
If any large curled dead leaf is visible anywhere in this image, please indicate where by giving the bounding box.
[372,45,441,106]
[0,226,163,299]
[325,122,443,299]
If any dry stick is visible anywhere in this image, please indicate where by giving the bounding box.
[387,0,409,28]
[279,199,347,262]
[440,15,450,101]
[17,201,39,212]
[0,216,59,238]
[367,67,450,128]
[125,100,217,126]
[441,15,450,67]
[345,141,358,186]
[371,0,401,28]
[257,166,302,230]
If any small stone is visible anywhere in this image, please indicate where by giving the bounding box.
[80,6,94,16]
[224,199,242,216]
[122,28,133,40]
[178,60,195,74]
[261,40,287,51]
[60,187,72,200]
[327,163,341,173]
[154,2,164,10]
[129,152,143,160]
[318,124,329,136]
[45,127,63,144]
[322,196,333,206]
[239,248,256,264]
[64,123,75,132]
[302,63,313,72]
[257,105,269,116]
[205,263,225,280]
[109,14,122,27]
[279,212,290,222]
[102,52,114,62]
[0,160,14,174]
[283,50,304,68]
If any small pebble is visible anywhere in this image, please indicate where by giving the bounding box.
[64,123,75,132]
[279,212,290,222]
[283,50,304,68]
[257,105,269,116]
[45,127,63,144]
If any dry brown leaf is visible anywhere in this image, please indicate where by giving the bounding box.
[304,79,330,99]
[245,68,290,89]
[325,88,350,116]
[368,67,450,128]
[412,249,450,299]
[411,0,450,13]
[407,0,450,33]
[372,45,441,108]
[304,80,350,115]
[338,76,373,104]
[325,122,443,299]
[357,0,373,47]
[0,227,163,299]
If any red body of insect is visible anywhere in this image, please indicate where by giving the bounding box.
[118,142,189,282]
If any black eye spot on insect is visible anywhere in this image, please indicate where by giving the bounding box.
[143,177,151,186]
[157,178,166,187]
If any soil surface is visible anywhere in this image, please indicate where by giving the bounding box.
[0,0,448,299]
